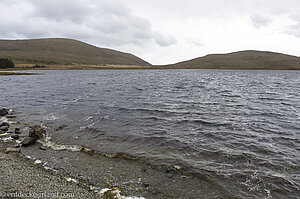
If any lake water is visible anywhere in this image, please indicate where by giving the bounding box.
[1,69,300,198]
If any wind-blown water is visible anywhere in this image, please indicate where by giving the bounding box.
[1,69,300,198]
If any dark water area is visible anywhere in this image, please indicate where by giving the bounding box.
[1,69,300,198]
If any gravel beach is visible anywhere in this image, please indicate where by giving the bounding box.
[0,142,98,199]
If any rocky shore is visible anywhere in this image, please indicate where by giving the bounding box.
[0,108,99,199]
[0,107,236,199]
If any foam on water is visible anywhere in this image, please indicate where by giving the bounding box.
[38,139,83,152]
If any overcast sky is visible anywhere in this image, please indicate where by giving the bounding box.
[1,0,300,64]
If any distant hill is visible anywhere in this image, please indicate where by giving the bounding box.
[0,38,151,66]
[162,50,300,70]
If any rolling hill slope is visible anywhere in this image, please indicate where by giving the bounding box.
[162,50,300,70]
[0,38,151,66]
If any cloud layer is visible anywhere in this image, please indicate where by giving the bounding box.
[1,0,300,64]
[251,15,272,29]
[0,0,177,48]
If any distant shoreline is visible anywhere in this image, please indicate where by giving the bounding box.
[1,65,300,71]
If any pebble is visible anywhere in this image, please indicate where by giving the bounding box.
[0,126,9,131]
[39,146,47,150]
[6,115,16,119]
[5,147,20,153]
[14,128,21,134]
[11,134,20,139]
[0,108,8,116]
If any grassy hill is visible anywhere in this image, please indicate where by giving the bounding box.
[162,50,300,70]
[0,38,151,66]
[1,39,299,70]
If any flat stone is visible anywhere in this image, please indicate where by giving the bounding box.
[11,134,20,139]
[6,147,20,153]
[21,136,38,146]
[6,115,16,119]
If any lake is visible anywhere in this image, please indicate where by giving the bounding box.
[1,69,300,198]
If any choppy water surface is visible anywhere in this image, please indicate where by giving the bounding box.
[1,69,300,198]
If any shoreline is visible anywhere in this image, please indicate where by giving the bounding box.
[2,64,300,71]
[0,109,236,199]
[0,72,41,76]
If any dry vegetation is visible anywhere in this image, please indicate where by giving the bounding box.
[162,50,300,70]
[1,38,300,70]
[0,38,151,66]
[6,63,153,70]
[0,72,40,75]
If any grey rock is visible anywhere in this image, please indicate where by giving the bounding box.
[6,147,20,153]
[55,124,68,131]
[0,126,9,132]
[0,122,10,128]
[11,134,19,139]
[14,128,21,134]
[0,108,8,116]
[21,137,38,146]
[6,115,16,119]
[39,146,47,150]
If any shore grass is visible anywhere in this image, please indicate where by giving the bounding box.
[0,72,40,75]
[2,64,155,71]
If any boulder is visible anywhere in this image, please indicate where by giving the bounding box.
[0,109,8,116]
[21,136,38,146]
[29,125,46,139]
[20,125,46,146]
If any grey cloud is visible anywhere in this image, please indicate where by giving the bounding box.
[188,39,204,47]
[286,15,300,38]
[0,0,175,48]
[153,32,177,47]
[250,14,272,29]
